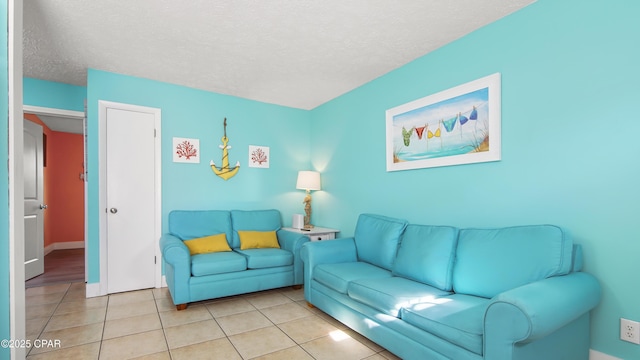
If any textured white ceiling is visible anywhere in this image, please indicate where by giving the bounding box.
[23,0,535,110]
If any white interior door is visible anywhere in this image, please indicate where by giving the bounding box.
[23,120,45,280]
[105,106,157,294]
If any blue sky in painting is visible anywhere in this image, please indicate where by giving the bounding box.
[393,87,488,128]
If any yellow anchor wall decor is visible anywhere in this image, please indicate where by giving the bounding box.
[210,117,240,180]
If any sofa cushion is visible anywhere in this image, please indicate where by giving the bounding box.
[348,277,451,317]
[314,262,392,294]
[191,251,247,276]
[401,294,488,355]
[453,225,573,298]
[234,248,293,269]
[354,214,408,271]
[169,210,232,242]
[184,233,232,255]
[231,210,282,248]
[392,225,458,291]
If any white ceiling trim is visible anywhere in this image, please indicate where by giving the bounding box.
[23,105,84,119]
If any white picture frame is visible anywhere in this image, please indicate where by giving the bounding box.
[173,137,200,163]
[248,145,269,168]
[386,73,501,171]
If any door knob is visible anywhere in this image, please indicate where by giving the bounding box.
[39,204,48,210]
[110,208,118,214]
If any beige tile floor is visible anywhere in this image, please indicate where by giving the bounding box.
[24,283,401,359]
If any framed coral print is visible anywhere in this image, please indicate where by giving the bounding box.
[173,137,200,163]
[386,73,501,171]
[248,145,269,168]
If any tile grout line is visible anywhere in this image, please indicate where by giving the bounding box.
[203,300,246,359]
[276,292,319,359]
[97,291,110,360]
[103,289,168,358]
[280,297,389,359]
[154,288,175,360]
[253,294,319,360]
[25,283,71,358]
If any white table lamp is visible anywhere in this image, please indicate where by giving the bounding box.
[296,171,321,229]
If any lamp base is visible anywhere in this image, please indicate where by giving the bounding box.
[303,224,315,230]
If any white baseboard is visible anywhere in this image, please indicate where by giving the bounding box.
[85,282,101,298]
[87,277,166,298]
[44,244,54,255]
[44,241,85,255]
[590,349,621,360]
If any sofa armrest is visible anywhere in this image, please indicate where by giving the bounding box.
[301,237,358,265]
[160,234,189,264]
[159,234,191,305]
[300,238,358,300]
[484,272,601,359]
[277,229,309,253]
[277,229,310,284]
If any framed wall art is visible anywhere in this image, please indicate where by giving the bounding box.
[386,73,501,171]
[248,145,269,168]
[173,137,200,163]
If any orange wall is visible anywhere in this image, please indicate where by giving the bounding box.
[49,131,85,244]
[24,114,84,247]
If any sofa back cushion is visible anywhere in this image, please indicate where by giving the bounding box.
[169,210,232,243]
[354,214,408,271]
[571,244,583,272]
[393,224,458,291]
[453,225,573,298]
[230,210,282,248]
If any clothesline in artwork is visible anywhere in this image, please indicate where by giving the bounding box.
[397,101,488,138]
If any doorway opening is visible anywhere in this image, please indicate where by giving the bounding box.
[23,105,86,288]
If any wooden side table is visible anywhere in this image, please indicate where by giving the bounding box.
[282,227,340,241]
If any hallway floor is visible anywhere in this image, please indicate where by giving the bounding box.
[25,249,85,288]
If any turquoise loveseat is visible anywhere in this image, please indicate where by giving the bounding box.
[301,214,601,360]
[160,209,309,310]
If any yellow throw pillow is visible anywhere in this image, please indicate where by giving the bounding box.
[183,233,231,255]
[238,231,280,250]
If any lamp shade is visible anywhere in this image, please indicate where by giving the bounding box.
[296,171,321,191]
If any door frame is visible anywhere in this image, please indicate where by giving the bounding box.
[98,101,162,296]
[23,105,87,280]
[8,1,25,359]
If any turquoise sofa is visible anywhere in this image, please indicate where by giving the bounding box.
[160,209,309,310]
[301,214,601,360]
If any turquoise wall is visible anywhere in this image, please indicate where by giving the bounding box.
[13,0,639,357]
[309,0,640,358]
[23,77,86,111]
[86,69,310,283]
[1,1,10,358]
